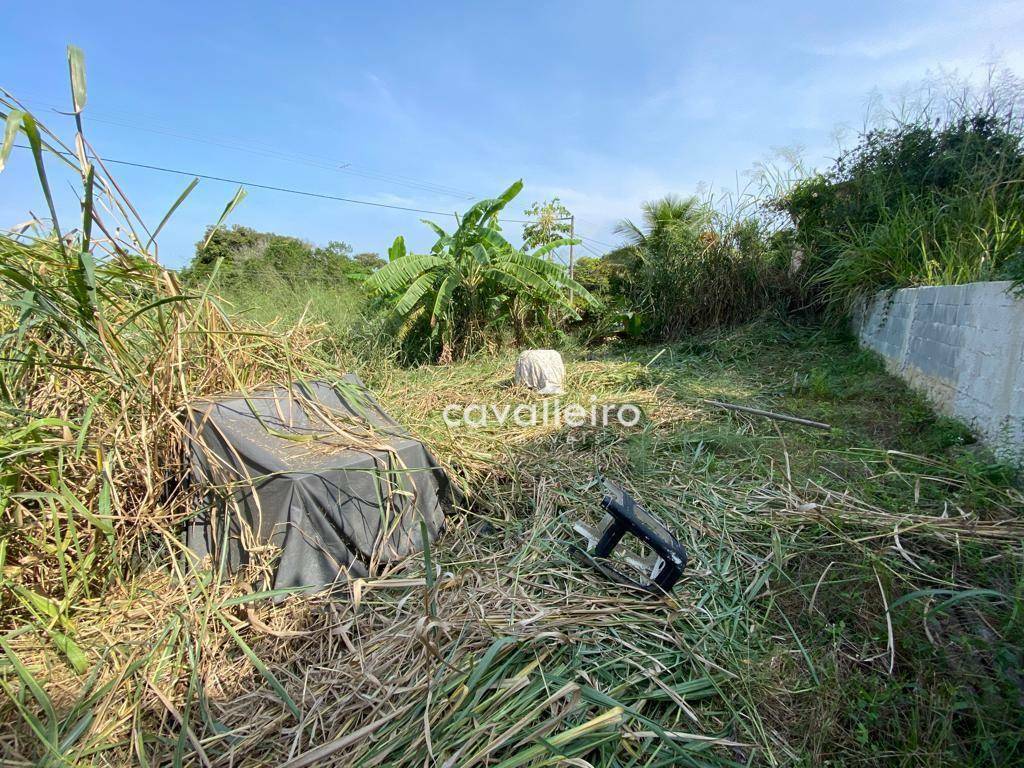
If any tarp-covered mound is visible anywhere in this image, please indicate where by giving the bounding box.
[184,375,453,592]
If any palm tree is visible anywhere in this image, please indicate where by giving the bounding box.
[614,194,709,247]
[369,180,594,360]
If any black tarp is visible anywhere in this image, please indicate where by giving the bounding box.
[184,375,453,593]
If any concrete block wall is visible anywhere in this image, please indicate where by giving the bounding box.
[854,281,1024,465]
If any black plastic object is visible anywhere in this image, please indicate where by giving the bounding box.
[183,375,456,597]
[579,478,687,594]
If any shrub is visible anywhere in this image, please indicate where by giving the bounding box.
[594,196,793,340]
[178,227,377,353]
[182,226,374,287]
[777,101,1024,312]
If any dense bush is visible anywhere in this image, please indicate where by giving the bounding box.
[573,252,630,300]
[577,196,793,341]
[778,107,1024,311]
[181,225,377,287]
[177,225,380,348]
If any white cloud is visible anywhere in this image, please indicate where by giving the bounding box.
[332,72,417,131]
[803,0,1024,62]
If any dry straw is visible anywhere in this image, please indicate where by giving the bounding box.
[3,48,1023,767]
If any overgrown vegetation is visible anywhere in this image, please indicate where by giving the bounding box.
[0,53,376,765]
[564,75,1024,341]
[777,77,1024,312]
[178,225,376,340]
[605,195,793,338]
[1,49,1023,768]
[368,181,592,362]
[182,80,1024,354]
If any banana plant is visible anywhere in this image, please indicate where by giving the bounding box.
[369,180,595,360]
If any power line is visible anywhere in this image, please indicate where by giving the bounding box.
[6,97,628,250]
[15,96,479,200]
[577,234,620,252]
[571,215,623,250]
[9,99,619,234]
[10,144,595,244]
[14,144,472,218]
[85,112,478,199]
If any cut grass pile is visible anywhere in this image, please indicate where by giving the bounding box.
[362,321,1024,765]
[2,61,1023,767]
[8,316,1021,766]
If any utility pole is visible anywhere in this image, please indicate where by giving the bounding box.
[568,214,575,280]
[568,214,575,304]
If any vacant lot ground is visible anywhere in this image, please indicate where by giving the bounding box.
[347,319,1022,766]
[5,320,1021,767]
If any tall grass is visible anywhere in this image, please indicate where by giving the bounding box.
[814,188,1024,307]
[0,52,376,765]
[209,271,370,357]
[614,203,795,340]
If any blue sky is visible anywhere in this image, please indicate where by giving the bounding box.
[2,1,1023,268]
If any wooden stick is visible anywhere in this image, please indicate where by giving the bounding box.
[702,399,832,430]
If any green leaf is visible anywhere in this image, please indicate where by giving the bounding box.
[369,253,446,294]
[21,113,65,256]
[465,636,519,693]
[504,250,598,306]
[72,250,99,323]
[80,163,95,254]
[531,236,578,260]
[116,294,196,333]
[420,219,447,239]
[478,179,524,222]
[460,179,523,229]
[388,235,407,261]
[493,179,524,208]
[217,613,301,719]
[479,226,513,253]
[0,108,24,173]
[50,630,88,674]
[623,311,647,337]
[395,304,427,341]
[147,177,199,249]
[430,272,459,329]
[0,637,58,742]
[68,164,100,324]
[468,243,490,266]
[59,479,114,536]
[13,585,60,621]
[394,271,441,316]
[890,587,1008,613]
[67,45,88,114]
[201,186,247,250]
[489,266,557,301]
[58,712,94,753]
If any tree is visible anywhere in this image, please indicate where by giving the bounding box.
[369,181,593,361]
[182,225,364,286]
[613,194,709,247]
[187,224,262,276]
[313,240,353,264]
[354,252,386,272]
[522,198,573,251]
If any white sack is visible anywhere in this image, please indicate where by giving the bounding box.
[515,349,565,395]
